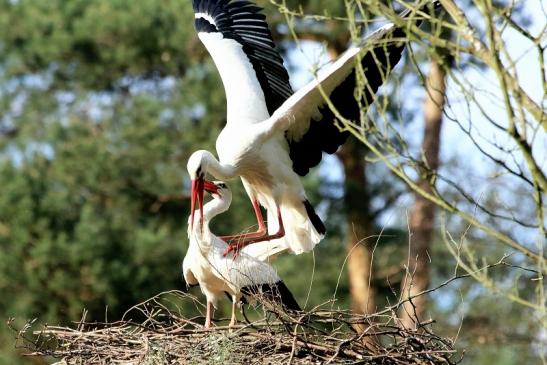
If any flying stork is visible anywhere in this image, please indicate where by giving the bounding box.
[183,180,301,328]
[189,0,438,256]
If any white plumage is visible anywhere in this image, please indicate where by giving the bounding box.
[189,0,437,256]
[187,147,324,256]
[183,180,300,327]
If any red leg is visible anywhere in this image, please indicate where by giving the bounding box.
[220,199,266,242]
[223,207,285,258]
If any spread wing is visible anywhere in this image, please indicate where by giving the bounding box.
[192,0,293,123]
[193,0,438,176]
[281,1,439,175]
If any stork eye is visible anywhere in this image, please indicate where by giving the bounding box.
[196,166,204,178]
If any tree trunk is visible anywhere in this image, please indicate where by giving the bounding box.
[327,39,376,330]
[338,138,375,327]
[399,60,446,328]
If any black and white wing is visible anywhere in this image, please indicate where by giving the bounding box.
[211,248,301,311]
[192,0,293,122]
[241,281,301,311]
[280,2,438,176]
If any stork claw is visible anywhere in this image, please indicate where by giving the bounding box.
[223,243,243,259]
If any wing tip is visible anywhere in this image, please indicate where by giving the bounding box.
[275,281,302,311]
[241,281,301,311]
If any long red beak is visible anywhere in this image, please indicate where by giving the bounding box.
[190,177,204,231]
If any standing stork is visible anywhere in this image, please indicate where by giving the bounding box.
[189,0,438,256]
[183,180,301,328]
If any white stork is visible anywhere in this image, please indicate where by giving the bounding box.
[189,0,438,256]
[183,180,301,328]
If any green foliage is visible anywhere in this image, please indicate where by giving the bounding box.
[0,0,193,88]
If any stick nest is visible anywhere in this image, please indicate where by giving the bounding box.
[10,291,461,364]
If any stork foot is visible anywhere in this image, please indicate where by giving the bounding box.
[223,243,244,259]
[222,207,285,259]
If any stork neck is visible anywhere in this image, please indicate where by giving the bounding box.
[189,197,229,240]
[203,196,230,222]
[203,153,237,180]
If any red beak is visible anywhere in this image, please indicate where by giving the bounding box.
[203,180,219,195]
[190,177,204,232]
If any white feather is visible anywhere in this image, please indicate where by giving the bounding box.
[216,126,325,254]
[272,46,361,139]
[194,12,216,25]
[198,32,270,124]
[182,185,283,307]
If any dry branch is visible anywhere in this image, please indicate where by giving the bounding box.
[10,291,461,365]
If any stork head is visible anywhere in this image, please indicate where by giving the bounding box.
[187,150,211,232]
[187,150,212,180]
[205,181,232,204]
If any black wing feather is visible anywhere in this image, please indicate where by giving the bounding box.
[288,2,438,176]
[193,0,294,115]
[241,281,301,311]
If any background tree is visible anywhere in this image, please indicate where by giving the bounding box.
[399,16,453,325]
[399,58,446,326]
[0,1,241,362]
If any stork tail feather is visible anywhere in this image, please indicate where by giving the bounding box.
[303,200,326,235]
[241,281,301,311]
[274,281,301,311]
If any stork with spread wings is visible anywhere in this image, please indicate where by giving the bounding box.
[187,0,438,257]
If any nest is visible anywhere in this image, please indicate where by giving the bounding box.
[11,291,461,364]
